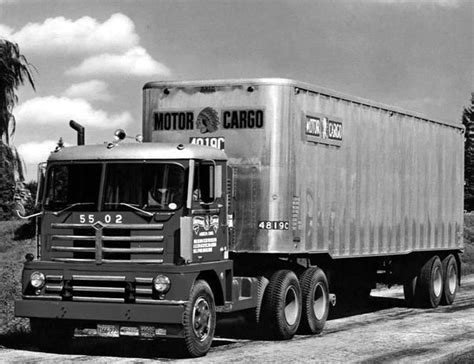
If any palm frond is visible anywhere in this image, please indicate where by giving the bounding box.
[0,38,36,143]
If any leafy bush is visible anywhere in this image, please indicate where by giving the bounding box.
[0,221,35,335]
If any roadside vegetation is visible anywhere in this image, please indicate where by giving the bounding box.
[462,214,474,275]
[0,220,35,336]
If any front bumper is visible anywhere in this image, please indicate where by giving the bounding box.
[15,300,185,323]
[15,299,187,338]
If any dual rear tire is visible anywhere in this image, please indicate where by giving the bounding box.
[261,270,302,339]
[403,254,459,308]
[260,267,329,339]
[298,267,329,335]
[440,254,458,305]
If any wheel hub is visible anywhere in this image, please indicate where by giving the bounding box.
[433,266,442,297]
[447,264,457,295]
[284,286,299,325]
[192,297,211,341]
[313,283,328,320]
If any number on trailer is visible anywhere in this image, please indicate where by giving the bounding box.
[258,221,290,230]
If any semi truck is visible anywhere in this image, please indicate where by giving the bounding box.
[15,78,464,357]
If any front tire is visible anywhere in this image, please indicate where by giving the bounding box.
[261,270,302,339]
[440,254,458,305]
[182,279,216,357]
[298,267,329,335]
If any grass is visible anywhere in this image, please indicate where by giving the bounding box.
[0,220,35,335]
[0,217,473,338]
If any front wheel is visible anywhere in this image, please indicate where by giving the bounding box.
[182,279,216,357]
[298,267,329,335]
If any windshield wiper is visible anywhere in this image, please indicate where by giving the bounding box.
[51,202,95,216]
[104,202,154,217]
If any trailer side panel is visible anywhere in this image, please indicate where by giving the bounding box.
[142,79,464,257]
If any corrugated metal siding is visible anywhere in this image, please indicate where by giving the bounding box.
[142,79,464,257]
[293,89,463,257]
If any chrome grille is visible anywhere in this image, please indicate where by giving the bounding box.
[34,275,155,303]
[24,274,184,304]
[71,275,128,303]
[50,223,164,263]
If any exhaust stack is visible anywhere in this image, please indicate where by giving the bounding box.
[69,120,85,145]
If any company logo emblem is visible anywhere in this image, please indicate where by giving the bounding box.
[193,215,219,235]
[305,115,342,145]
[196,107,220,134]
[92,221,105,230]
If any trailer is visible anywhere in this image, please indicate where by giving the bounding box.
[16,78,464,357]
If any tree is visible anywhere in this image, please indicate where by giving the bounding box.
[463,93,474,211]
[0,39,35,219]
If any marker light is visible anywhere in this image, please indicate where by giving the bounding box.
[114,129,126,141]
[153,275,171,293]
[30,271,45,289]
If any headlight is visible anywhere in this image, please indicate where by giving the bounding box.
[153,275,171,293]
[30,271,45,289]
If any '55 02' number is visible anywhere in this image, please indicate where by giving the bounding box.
[79,214,123,224]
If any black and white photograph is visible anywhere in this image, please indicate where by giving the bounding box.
[0,0,473,362]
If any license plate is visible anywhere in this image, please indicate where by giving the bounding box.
[97,324,119,337]
[120,326,139,336]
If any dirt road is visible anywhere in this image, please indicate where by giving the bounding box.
[1,276,473,363]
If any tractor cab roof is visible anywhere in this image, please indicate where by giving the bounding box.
[48,142,227,162]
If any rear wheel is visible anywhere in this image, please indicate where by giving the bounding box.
[440,254,458,305]
[182,280,216,357]
[416,255,443,308]
[261,270,302,339]
[298,267,329,335]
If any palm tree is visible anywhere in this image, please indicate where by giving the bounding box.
[0,39,35,219]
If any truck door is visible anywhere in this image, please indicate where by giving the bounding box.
[190,160,228,262]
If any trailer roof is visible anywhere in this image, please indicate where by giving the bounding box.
[143,78,461,129]
[48,142,227,162]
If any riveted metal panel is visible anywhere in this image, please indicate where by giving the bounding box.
[143,79,464,257]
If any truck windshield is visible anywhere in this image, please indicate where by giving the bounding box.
[44,164,101,211]
[44,162,186,212]
[104,163,185,211]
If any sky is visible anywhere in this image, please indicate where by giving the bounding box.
[0,0,472,181]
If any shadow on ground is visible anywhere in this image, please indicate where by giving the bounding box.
[1,285,472,360]
[0,331,239,360]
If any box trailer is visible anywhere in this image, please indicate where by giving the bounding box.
[16,78,464,357]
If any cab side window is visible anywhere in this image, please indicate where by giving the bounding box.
[194,161,215,204]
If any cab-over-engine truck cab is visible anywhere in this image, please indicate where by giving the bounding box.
[16,142,262,357]
[16,78,463,357]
